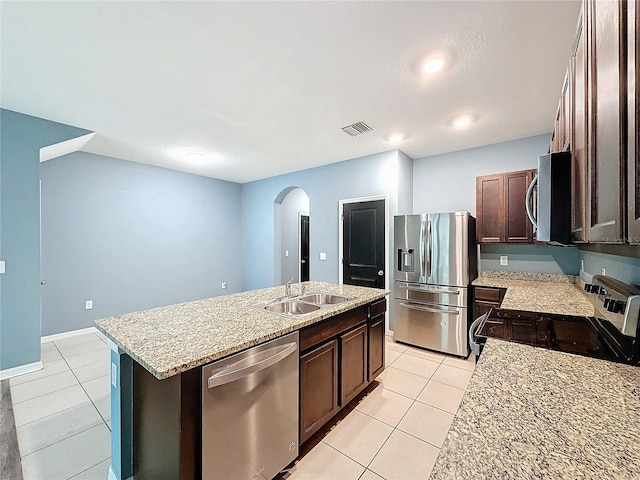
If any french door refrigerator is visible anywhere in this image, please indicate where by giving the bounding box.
[393,212,477,356]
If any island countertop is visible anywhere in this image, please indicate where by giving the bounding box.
[430,339,640,479]
[95,281,388,379]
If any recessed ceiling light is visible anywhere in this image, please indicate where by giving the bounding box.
[450,114,476,128]
[184,151,208,162]
[386,133,405,144]
[422,56,446,74]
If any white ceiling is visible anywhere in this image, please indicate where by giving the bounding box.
[1,1,581,184]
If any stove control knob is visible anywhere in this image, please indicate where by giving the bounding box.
[584,283,592,292]
[613,301,626,314]
[603,298,612,309]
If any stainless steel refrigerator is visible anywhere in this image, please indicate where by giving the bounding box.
[393,212,477,356]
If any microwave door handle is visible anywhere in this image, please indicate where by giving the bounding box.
[525,174,539,230]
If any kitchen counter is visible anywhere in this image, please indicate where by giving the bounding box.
[95,281,388,379]
[472,274,594,317]
[430,339,640,479]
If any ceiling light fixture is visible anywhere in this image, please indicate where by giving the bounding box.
[386,133,405,144]
[450,114,476,128]
[422,56,446,74]
[184,151,209,162]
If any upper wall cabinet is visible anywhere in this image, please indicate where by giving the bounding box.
[476,169,536,244]
[572,7,589,243]
[628,0,640,245]
[586,0,626,243]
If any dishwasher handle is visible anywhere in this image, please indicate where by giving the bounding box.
[207,342,297,388]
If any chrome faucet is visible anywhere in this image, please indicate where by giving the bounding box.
[285,277,294,297]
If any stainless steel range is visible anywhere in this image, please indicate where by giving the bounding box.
[470,275,640,365]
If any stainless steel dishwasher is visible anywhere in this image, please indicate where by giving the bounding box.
[202,331,299,480]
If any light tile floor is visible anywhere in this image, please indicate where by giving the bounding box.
[289,336,475,480]
[9,333,475,480]
[10,331,111,480]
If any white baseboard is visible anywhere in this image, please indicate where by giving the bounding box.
[0,361,42,380]
[41,326,99,343]
[385,329,394,337]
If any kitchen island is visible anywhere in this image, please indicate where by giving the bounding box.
[95,281,388,480]
[430,339,640,479]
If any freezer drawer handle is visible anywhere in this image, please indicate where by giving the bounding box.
[399,302,460,315]
[406,285,460,295]
[207,342,297,388]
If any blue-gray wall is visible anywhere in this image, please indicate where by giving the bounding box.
[241,150,404,291]
[580,251,640,285]
[413,134,549,215]
[1,109,90,371]
[480,244,581,275]
[39,152,243,335]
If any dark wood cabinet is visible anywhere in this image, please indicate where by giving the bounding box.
[298,298,386,445]
[572,6,589,243]
[368,315,385,381]
[299,340,339,444]
[476,170,536,244]
[587,0,626,243]
[472,286,506,320]
[628,0,640,245]
[340,324,368,406]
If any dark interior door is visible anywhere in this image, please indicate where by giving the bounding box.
[342,200,385,288]
[301,215,310,282]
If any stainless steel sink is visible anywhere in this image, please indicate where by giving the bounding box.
[263,300,321,315]
[297,293,353,305]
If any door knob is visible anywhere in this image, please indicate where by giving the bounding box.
[378,270,384,276]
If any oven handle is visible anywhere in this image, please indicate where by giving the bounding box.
[398,302,460,315]
[469,313,487,356]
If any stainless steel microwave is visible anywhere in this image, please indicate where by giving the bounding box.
[525,151,572,245]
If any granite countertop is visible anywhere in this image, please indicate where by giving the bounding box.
[430,339,640,479]
[95,281,388,380]
[472,272,594,317]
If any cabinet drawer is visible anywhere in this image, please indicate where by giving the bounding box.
[369,298,387,319]
[474,286,505,303]
[299,305,368,352]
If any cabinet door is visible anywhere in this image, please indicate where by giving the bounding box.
[588,0,626,243]
[561,67,572,152]
[629,0,640,244]
[504,170,535,243]
[299,340,339,444]
[476,174,505,243]
[572,6,589,243]
[368,316,385,381]
[340,324,368,406]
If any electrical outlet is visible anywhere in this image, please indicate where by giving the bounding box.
[0,261,5,274]
[500,256,508,266]
[85,300,93,310]
[320,252,327,261]
[285,250,289,257]
[221,281,227,289]
[111,362,117,388]
[581,260,584,272]
[601,267,606,275]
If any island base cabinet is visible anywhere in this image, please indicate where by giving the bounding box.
[299,340,339,444]
[368,316,385,381]
[340,324,368,406]
[133,362,200,480]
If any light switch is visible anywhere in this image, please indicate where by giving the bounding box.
[285,250,289,257]
[0,261,5,274]
[319,252,327,261]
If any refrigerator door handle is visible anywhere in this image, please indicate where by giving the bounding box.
[406,284,460,295]
[426,219,432,278]
[399,302,460,315]
[420,219,427,278]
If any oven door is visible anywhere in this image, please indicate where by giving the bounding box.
[393,299,468,357]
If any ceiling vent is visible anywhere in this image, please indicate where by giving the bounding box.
[341,121,374,137]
